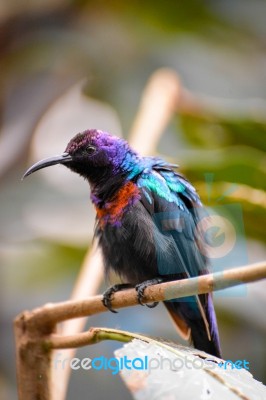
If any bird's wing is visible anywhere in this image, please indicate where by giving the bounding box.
[136,163,207,279]
[136,163,220,353]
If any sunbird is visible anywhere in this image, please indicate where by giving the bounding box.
[23,129,221,357]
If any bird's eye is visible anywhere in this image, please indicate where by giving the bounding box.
[86,145,96,155]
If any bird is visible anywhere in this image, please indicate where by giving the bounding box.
[23,129,221,357]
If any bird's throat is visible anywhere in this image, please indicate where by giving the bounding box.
[93,181,140,227]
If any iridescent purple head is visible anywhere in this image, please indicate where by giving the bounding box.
[23,129,137,184]
[66,129,130,168]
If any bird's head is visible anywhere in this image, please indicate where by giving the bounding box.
[23,129,137,184]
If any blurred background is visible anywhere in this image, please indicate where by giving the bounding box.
[0,1,265,399]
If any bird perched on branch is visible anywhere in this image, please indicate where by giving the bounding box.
[23,129,221,357]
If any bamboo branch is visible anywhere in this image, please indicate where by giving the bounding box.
[16,261,266,336]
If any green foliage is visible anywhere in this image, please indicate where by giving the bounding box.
[180,114,266,152]
[176,110,266,243]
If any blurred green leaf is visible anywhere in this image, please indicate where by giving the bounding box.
[178,146,265,191]
[179,114,266,152]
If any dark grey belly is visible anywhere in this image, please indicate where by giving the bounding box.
[97,202,158,284]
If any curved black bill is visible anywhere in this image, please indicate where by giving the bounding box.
[22,153,72,179]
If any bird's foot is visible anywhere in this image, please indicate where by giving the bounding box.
[135,278,164,308]
[102,283,134,313]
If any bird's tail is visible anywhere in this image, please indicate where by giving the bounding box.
[164,293,221,358]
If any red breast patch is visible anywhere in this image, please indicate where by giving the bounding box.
[95,181,140,227]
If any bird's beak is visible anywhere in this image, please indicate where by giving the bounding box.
[22,153,73,179]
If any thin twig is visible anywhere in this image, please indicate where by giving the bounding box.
[18,261,266,335]
[49,328,143,349]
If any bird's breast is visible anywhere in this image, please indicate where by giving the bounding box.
[95,181,141,227]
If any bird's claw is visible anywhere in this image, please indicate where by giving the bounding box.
[102,283,134,313]
[135,278,163,308]
[102,287,118,313]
